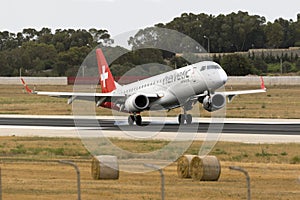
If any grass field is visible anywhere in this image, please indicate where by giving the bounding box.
[0,84,299,199]
[0,137,300,199]
[0,84,300,118]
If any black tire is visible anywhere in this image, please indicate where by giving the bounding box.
[135,115,142,126]
[186,114,192,125]
[128,115,134,125]
[178,114,186,124]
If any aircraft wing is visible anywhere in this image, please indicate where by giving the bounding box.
[21,78,159,105]
[28,91,125,98]
[220,76,267,102]
[221,88,266,102]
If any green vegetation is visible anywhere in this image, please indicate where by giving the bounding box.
[0,137,90,159]
[290,156,300,164]
[1,137,300,165]
[1,11,300,77]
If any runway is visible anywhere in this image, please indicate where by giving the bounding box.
[0,116,299,135]
[0,115,300,143]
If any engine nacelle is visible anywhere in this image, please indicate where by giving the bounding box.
[124,93,149,112]
[202,93,226,112]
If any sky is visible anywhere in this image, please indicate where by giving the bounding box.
[1,0,300,37]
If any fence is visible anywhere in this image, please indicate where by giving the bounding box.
[0,77,68,85]
[227,76,300,86]
[1,76,300,86]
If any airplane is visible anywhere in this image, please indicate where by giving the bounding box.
[21,48,266,126]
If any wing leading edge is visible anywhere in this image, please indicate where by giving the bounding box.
[221,76,267,102]
[20,78,159,105]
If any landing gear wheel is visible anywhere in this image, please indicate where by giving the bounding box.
[128,115,134,125]
[178,114,192,125]
[186,114,192,124]
[135,115,142,126]
[178,114,186,125]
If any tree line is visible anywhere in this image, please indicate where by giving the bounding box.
[1,11,300,77]
[0,28,112,76]
[154,11,300,52]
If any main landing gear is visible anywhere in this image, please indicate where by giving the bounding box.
[178,114,192,125]
[128,114,142,126]
[178,107,192,125]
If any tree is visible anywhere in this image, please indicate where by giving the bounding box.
[293,15,300,47]
[22,28,38,41]
[221,54,254,75]
[265,22,284,48]
[296,58,300,71]
[250,57,268,73]
[69,29,93,48]
[55,46,90,76]
[52,29,72,52]
[89,28,112,46]
[128,27,203,53]
[275,18,294,48]
[38,28,53,45]
[282,61,292,73]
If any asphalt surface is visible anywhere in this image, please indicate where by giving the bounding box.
[0,117,299,135]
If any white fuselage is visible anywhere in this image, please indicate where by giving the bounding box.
[112,61,228,111]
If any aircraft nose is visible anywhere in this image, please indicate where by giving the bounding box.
[220,69,228,84]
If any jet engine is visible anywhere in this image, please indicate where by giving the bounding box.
[202,93,226,112]
[124,94,149,112]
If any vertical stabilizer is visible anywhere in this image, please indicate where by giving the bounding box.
[96,49,117,93]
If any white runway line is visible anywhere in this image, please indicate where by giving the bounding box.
[1,126,300,143]
[1,115,300,143]
[1,115,300,124]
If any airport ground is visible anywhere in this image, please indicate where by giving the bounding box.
[0,84,300,118]
[0,84,300,199]
[0,137,299,199]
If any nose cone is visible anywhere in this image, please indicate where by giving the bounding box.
[220,69,228,85]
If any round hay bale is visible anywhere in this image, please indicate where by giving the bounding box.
[91,155,119,180]
[190,156,204,181]
[191,156,221,181]
[177,155,197,178]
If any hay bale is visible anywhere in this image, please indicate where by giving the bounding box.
[190,156,204,181]
[91,155,119,180]
[191,156,221,181]
[177,155,197,178]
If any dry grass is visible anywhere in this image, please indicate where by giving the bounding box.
[1,84,299,199]
[0,137,300,199]
[1,84,300,118]
[2,161,299,200]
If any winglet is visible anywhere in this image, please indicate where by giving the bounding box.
[20,78,33,93]
[260,76,266,90]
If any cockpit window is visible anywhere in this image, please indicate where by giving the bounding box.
[207,65,220,70]
[200,66,206,71]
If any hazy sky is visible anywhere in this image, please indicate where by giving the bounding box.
[2,0,300,36]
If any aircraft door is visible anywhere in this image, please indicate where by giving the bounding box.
[191,66,199,83]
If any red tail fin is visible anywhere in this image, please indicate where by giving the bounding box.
[96,49,116,93]
[260,76,266,90]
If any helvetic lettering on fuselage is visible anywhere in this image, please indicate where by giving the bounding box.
[162,69,191,85]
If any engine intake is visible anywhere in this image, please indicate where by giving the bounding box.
[124,94,149,112]
[202,93,226,112]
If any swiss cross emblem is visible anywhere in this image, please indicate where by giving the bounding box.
[100,65,108,88]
